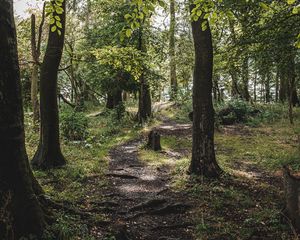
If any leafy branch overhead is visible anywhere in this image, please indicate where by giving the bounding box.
[122,0,165,39]
[45,0,64,35]
[92,46,147,80]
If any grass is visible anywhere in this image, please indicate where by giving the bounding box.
[150,103,300,240]
[22,102,300,239]
[24,105,145,239]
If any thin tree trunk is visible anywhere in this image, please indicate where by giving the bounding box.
[275,67,279,102]
[253,70,257,102]
[0,1,46,238]
[32,0,67,169]
[31,64,40,121]
[265,71,271,103]
[189,6,222,178]
[169,0,177,100]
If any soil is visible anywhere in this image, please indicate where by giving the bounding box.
[101,119,197,240]
[80,118,287,239]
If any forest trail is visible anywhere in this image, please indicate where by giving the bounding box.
[88,116,285,239]
[102,118,197,240]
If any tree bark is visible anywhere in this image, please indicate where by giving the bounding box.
[279,66,288,103]
[253,70,257,102]
[242,56,251,102]
[275,67,279,102]
[169,0,177,100]
[137,26,151,123]
[265,71,271,103]
[189,7,222,178]
[0,1,46,238]
[32,0,67,169]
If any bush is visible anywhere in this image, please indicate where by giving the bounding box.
[215,99,257,125]
[60,109,89,141]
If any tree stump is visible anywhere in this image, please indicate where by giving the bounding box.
[283,166,300,232]
[147,130,162,151]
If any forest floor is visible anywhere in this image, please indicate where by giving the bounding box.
[25,103,300,240]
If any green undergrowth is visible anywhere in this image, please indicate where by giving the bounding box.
[22,102,300,239]
[23,105,148,239]
[138,103,299,240]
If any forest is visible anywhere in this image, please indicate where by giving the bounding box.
[0,0,300,239]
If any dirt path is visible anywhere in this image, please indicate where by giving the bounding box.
[96,119,283,239]
[101,119,196,240]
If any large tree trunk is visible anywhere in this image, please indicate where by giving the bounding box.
[137,26,151,123]
[32,0,67,169]
[169,0,177,100]
[0,1,46,238]
[189,8,222,178]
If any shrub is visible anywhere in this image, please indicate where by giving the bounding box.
[216,99,256,125]
[60,109,88,141]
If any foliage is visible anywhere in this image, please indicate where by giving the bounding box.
[93,46,145,80]
[45,0,64,36]
[60,107,89,141]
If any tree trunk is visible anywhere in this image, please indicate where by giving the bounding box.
[0,1,46,238]
[30,5,45,123]
[189,7,222,178]
[169,0,177,100]
[265,71,271,103]
[32,0,67,169]
[31,64,40,122]
[137,26,151,123]
[279,66,288,103]
[242,57,251,102]
[275,67,279,102]
[253,70,257,102]
[283,166,300,232]
[106,93,114,109]
[229,67,240,99]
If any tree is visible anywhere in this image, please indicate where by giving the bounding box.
[32,0,67,169]
[169,0,177,100]
[0,0,46,238]
[189,5,222,178]
[137,25,152,123]
[30,4,46,123]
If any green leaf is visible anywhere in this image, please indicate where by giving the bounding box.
[125,29,132,37]
[124,14,131,19]
[292,7,298,14]
[50,17,55,25]
[56,21,62,28]
[259,2,269,10]
[57,29,62,36]
[51,25,57,32]
[55,6,63,14]
[287,0,296,5]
